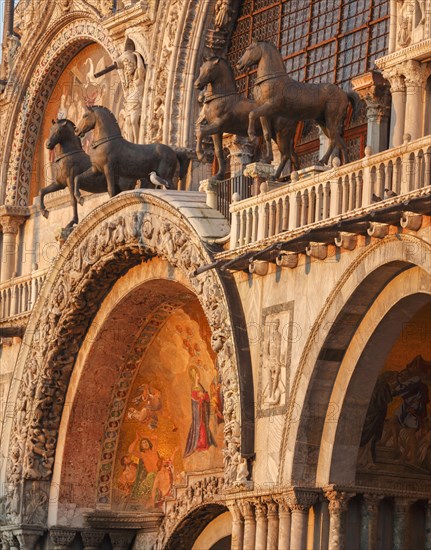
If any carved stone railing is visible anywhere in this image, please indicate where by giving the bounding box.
[229,135,431,249]
[0,269,48,323]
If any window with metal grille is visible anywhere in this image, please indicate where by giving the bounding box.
[226,0,389,163]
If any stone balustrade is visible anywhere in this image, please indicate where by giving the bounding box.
[228,135,431,249]
[0,269,48,322]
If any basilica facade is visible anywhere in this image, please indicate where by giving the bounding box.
[0,1,430,549]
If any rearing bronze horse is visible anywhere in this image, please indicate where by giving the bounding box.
[237,41,359,165]
[195,57,299,181]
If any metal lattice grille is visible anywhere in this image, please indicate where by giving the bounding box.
[227,0,389,96]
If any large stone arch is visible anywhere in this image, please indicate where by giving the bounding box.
[3,15,121,207]
[316,271,431,485]
[1,190,254,527]
[278,234,431,485]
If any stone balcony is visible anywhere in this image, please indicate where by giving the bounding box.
[224,135,430,252]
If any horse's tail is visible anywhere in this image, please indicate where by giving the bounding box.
[347,91,361,121]
[176,149,192,189]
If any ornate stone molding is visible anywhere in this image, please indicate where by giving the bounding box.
[3,191,249,527]
[286,488,319,512]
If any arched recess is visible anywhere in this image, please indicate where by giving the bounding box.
[164,504,230,550]
[3,15,121,207]
[317,271,431,485]
[278,234,431,485]
[1,190,253,527]
[48,258,225,525]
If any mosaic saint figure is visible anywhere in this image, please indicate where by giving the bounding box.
[184,367,216,457]
[128,435,161,500]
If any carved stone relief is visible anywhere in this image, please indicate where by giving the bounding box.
[257,302,294,418]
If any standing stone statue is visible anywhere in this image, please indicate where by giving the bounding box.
[116,50,146,143]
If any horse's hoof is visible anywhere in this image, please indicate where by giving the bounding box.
[41,209,49,219]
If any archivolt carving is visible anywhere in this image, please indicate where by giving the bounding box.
[4,193,245,525]
[278,234,431,484]
[155,475,224,549]
[3,17,120,207]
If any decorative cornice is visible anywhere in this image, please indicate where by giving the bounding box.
[375,38,431,70]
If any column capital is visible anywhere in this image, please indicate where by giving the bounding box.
[263,497,278,517]
[227,500,244,523]
[13,528,44,550]
[362,493,385,513]
[49,528,77,549]
[393,496,415,514]
[382,67,406,92]
[253,498,267,518]
[403,60,430,88]
[324,488,354,514]
[286,487,319,511]
[108,531,135,549]
[274,495,290,514]
[237,499,254,519]
[81,530,106,549]
[0,214,26,235]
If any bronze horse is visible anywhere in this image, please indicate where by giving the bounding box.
[237,41,359,165]
[40,120,131,229]
[194,57,299,181]
[74,106,190,203]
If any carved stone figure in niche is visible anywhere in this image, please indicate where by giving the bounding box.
[264,318,284,406]
[116,50,146,143]
[397,0,413,47]
[98,0,114,16]
[214,0,231,30]
[184,367,216,457]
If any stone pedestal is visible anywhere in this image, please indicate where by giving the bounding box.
[225,135,254,178]
[199,178,218,210]
[243,162,276,194]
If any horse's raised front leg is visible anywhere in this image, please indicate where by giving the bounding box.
[212,133,226,180]
[259,116,274,165]
[39,182,64,218]
[196,122,224,163]
[248,103,277,143]
[74,165,100,206]
[66,176,79,230]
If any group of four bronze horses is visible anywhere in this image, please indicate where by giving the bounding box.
[40,41,358,229]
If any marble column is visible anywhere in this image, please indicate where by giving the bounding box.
[393,497,412,550]
[0,216,24,283]
[403,61,428,141]
[383,69,406,148]
[254,500,268,550]
[325,489,353,550]
[360,494,382,550]
[239,500,256,550]
[287,488,317,550]
[351,71,391,154]
[228,501,244,550]
[266,499,279,550]
[49,529,77,550]
[425,500,431,550]
[276,497,291,550]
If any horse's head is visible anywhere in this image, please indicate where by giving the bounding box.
[236,41,262,72]
[194,57,223,89]
[75,106,96,138]
[46,119,76,150]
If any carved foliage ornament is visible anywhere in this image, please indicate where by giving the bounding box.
[5,200,245,524]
